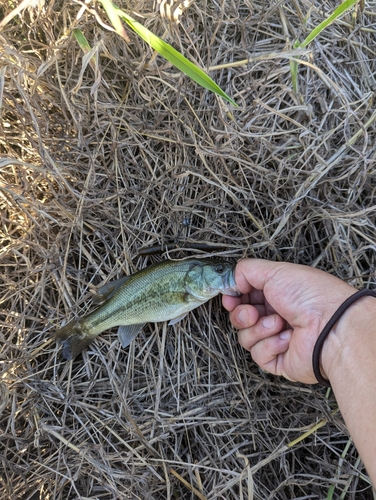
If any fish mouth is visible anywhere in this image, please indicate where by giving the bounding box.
[222,269,241,296]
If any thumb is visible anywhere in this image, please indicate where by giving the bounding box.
[235,259,285,294]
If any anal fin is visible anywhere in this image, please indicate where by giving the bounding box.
[118,323,146,348]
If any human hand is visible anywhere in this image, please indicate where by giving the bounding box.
[222,259,355,384]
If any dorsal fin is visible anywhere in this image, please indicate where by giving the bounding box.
[92,275,131,304]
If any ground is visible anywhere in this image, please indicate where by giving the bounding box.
[1,0,376,498]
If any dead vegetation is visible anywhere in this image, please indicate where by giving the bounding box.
[1,0,376,498]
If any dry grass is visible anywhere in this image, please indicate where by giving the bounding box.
[1,0,376,498]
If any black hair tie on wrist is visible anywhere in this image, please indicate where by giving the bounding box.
[312,288,376,387]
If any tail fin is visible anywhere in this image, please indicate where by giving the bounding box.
[55,319,93,360]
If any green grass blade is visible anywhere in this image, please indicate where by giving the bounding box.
[120,12,237,106]
[291,0,360,94]
[299,0,359,49]
[99,0,237,106]
[72,28,92,53]
[289,59,299,95]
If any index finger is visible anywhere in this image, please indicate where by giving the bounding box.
[222,294,242,312]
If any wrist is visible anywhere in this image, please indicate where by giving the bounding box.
[319,295,376,482]
[321,296,376,383]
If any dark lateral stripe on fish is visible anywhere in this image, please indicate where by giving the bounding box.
[55,259,239,360]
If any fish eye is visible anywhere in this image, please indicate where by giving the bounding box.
[214,264,224,274]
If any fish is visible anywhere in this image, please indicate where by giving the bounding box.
[55,258,239,360]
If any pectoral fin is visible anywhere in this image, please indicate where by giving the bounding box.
[118,323,146,348]
[92,275,131,304]
[168,313,188,325]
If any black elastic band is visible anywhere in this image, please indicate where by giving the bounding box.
[312,288,376,387]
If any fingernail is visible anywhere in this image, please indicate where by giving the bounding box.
[237,308,249,325]
[262,315,275,328]
[280,331,291,341]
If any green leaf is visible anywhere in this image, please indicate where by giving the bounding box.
[99,0,237,107]
[72,28,92,53]
[291,0,360,94]
[298,0,359,49]
[290,59,299,95]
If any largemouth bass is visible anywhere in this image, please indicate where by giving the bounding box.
[55,258,239,360]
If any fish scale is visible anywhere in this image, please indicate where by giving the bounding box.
[86,263,191,332]
[55,258,239,360]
